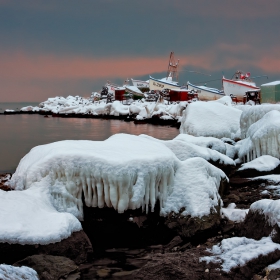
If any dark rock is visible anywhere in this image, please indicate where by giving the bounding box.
[37,231,93,264]
[0,230,92,265]
[235,164,280,178]
[164,207,221,239]
[163,236,183,252]
[13,254,79,280]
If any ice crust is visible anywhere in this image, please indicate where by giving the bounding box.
[180,101,242,139]
[200,236,280,272]
[0,264,39,280]
[0,185,82,245]
[161,157,227,217]
[240,104,280,139]
[238,110,280,162]
[10,134,179,218]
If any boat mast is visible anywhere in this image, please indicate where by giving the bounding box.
[167,51,179,82]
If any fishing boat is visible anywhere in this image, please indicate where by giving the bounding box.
[222,71,260,102]
[131,79,149,90]
[149,52,181,91]
[187,82,224,101]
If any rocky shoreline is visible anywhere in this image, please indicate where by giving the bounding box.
[1,161,280,280]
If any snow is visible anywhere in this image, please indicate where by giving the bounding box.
[221,203,248,223]
[211,96,233,106]
[250,199,280,227]
[238,155,280,172]
[250,175,280,184]
[261,81,280,86]
[200,236,280,272]
[0,264,38,280]
[267,259,280,271]
[240,104,280,139]
[174,134,227,154]
[180,101,242,140]
[0,185,82,245]
[10,134,179,217]
[238,110,280,162]
[161,157,226,217]
[139,135,235,166]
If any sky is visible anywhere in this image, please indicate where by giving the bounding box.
[0,0,280,102]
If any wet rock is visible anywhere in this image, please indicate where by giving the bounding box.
[0,230,92,265]
[13,254,79,280]
[164,208,220,239]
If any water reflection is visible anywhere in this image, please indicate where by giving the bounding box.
[0,115,179,173]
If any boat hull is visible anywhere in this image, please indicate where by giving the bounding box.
[222,77,260,102]
[187,82,224,101]
[131,79,149,89]
[149,76,180,91]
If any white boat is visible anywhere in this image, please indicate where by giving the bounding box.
[187,82,224,101]
[131,79,149,89]
[149,52,181,91]
[149,75,181,91]
[222,71,260,102]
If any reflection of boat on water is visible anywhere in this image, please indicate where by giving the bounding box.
[187,82,224,101]
[222,71,260,102]
[149,51,181,91]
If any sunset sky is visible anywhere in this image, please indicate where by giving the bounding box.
[1,0,280,102]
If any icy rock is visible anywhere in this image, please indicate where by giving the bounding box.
[161,158,228,238]
[180,101,242,139]
[240,104,280,139]
[10,134,179,218]
[0,264,38,280]
[238,110,280,162]
[236,155,280,177]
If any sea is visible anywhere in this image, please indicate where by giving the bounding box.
[0,102,179,173]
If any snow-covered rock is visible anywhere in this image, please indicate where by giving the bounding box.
[161,157,227,217]
[0,264,38,280]
[238,110,280,162]
[240,104,280,139]
[180,101,242,140]
[221,203,248,223]
[201,236,280,273]
[10,134,179,218]
[0,185,82,245]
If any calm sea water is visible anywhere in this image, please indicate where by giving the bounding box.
[0,104,179,173]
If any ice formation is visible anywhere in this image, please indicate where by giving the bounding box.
[200,236,280,272]
[240,104,280,139]
[179,101,242,139]
[238,110,280,162]
[10,134,179,219]
[161,157,227,217]
[0,185,82,245]
[238,155,280,172]
[139,135,235,166]
[221,203,248,223]
[250,199,280,227]
[0,264,38,280]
